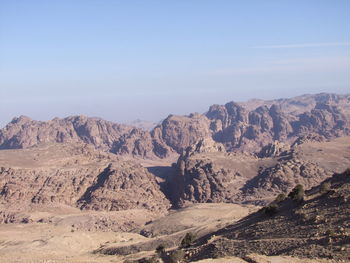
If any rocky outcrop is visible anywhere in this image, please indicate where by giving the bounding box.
[170,138,261,207]
[239,158,333,203]
[258,141,290,158]
[206,101,349,154]
[170,136,350,206]
[0,115,130,150]
[207,102,248,149]
[0,143,170,217]
[294,103,350,137]
[78,162,170,213]
[0,115,163,159]
[111,128,156,158]
[182,138,226,158]
[291,133,325,147]
[151,113,211,154]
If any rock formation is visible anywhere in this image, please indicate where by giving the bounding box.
[0,143,170,223]
[170,136,350,207]
[1,93,350,159]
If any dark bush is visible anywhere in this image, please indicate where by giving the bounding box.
[288,184,304,202]
[275,193,286,203]
[156,244,165,254]
[263,204,278,216]
[180,232,196,248]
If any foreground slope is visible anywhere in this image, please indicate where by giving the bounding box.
[187,169,350,261]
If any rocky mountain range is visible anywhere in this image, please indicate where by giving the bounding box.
[1,93,349,160]
[1,93,350,212]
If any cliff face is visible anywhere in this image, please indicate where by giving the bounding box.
[206,101,350,152]
[0,115,130,150]
[0,143,170,222]
[151,113,211,154]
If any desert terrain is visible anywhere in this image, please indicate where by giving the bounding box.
[1,93,350,262]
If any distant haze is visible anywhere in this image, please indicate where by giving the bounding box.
[1,1,350,127]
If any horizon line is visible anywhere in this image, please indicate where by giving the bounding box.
[253,42,350,49]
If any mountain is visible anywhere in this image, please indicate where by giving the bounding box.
[1,93,349,160]
[0,115,172,159]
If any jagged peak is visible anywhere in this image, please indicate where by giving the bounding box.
[10,115,32,124]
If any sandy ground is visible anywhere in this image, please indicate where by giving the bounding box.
[0,203,338,263]
[0,203,255,263]
[0,223,134,263]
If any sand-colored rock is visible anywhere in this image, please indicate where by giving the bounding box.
[2,93,349,160]
[171,137,350,206]
[0,143,170,220]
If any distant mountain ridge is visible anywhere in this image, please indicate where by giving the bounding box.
[1,93,349,159]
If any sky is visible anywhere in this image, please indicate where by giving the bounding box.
[1,0,350,127]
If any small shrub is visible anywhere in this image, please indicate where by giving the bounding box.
[275,193,286,203]
[288,184,305,202]
[156,244,165,254]
[320,182,331,194]
[169,249,185,263]
[181,232,196,248]
[263,204,278,216]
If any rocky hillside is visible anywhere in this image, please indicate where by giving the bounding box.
[186,168,350,261]
[1,93,349,159]
[0,115,173,159]
[169,136,350,207]
[206,100,350,152]
[0,143,170,224]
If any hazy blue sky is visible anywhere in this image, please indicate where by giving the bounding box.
[1,0,350,127]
